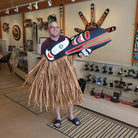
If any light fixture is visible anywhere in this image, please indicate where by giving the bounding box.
[72,0,75,2]
[34,2,38,9]
[14,7,18,13]
[0,0,46,14]
[5,9,9,14]
[28,3,32,10]
[48,0,52,7]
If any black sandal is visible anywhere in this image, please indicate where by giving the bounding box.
[54,119,61,128]
[68,118,80,126]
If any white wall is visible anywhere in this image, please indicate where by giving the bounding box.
[25,6,60,50]
[0,6,60,51]
[1,13,23,49]
[0,0,137,66]
[65,0,137,66]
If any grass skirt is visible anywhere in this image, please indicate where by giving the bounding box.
[24,56,83,111]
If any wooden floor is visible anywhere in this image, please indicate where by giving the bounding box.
[0,63,137,138]
[0,64,69,138]
[0,63,22,86]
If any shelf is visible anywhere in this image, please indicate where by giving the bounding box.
[13,48,41,79]
[75,60,138,127]
[86,82,138,102]
[79,94,138,127]
[13,48,28,74]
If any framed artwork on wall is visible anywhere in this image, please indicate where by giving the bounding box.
[12,25,21,41]
[3,23,9,32]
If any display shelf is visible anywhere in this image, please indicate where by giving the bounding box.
[77,60,138,103]
[13,48,28,73]
[75,59,138,127]
[27,51,41,72]
[13,48,41,80]
[13,48,28,79]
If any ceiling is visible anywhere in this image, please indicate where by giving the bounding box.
[0,0,84,16]
[0,0,39,11]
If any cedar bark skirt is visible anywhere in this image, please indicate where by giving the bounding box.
[24,56,83,111]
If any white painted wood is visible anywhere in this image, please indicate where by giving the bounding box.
[80,95,138,127]
[14,66,27,80]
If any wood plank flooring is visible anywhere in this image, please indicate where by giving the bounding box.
[0,63,24,89]
[0,63,137,138]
